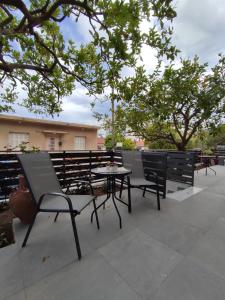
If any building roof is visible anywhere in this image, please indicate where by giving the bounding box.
[0,114,100,130]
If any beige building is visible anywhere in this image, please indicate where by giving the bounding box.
[97,137,106,150]
[0,114,99,151]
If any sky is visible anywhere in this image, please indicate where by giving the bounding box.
[5,0,225,130]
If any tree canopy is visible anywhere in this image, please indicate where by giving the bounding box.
[117,55,225,151]
[0,0,177,115]
[104,133,135,150]
[206,124,225,149]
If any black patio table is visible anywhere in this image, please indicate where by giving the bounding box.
[199,155,217,175]
[91,166,131,228]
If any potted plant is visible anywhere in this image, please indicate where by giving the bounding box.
[9,142,39,224]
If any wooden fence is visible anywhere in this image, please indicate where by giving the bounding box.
[167,152,195,186]
[0,150,114,201]
[0,150,195,201]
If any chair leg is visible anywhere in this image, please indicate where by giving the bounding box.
[70,212,82,260]
[22,212,38,248]
[103,178,109,209]
[156,185,160,211]
[93,198,100,229]
[127,176,132,213]
[54,212,59,222]
[142,187,146,197]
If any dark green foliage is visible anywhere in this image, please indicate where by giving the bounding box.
[0,0,177,115]
[118,55,225,151]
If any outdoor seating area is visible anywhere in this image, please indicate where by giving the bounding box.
[2,152,225,299]
[1,1,225,299]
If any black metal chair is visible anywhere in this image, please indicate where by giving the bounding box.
[17,152,99,260]
[119,151,160,211]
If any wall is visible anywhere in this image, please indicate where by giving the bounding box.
[0,119,97,150]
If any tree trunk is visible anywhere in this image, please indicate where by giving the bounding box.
[176,141,187,152]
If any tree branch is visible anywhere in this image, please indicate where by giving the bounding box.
[172,113,183,140]
[186,118,203,144]
[30,0,50,15]
[0,0,103,35]
[0,5,13,27]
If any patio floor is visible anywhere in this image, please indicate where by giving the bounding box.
[2,165,225,300]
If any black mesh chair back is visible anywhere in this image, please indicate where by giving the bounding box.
[17,151,100,260]
[17,152,61,204]
[120,150,160,211]
[121,150,145,179]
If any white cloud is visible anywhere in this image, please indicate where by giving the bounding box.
[70,13,105,44]
[62,100,89,114]
[138,45,158,73]
[73,14,93,43]
[173,0,225,65]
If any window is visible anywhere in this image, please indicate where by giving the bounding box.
[8,133,29,150]
[74,136,86,150]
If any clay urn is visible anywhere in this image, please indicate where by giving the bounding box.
[9,175,37,224]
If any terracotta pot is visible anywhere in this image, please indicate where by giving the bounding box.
[9,176,37,224]
[0,209,15,247]
[18,174,27,191]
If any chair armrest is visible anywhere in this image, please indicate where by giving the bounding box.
[145,171,158,181]
[38,192,78,213]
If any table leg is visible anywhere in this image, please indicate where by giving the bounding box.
[103,178,110,209]
[90,175,123,228]
[208,166,216,175]
[205,158,216,176]
[90,181,111,223]
[111,176,122,228]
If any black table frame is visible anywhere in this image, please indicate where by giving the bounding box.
[199,156,217,176]
[90,168,131,228]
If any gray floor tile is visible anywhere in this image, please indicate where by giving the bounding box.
[3,166,225,300]
[166,180,189,193]
[194,166,225,188]
[134,213,202,255]
[25,252,142,300]
[152,257,225,300]
[167,186,204,201]
[3,290,26,300]
[165,190,225,231]
[188,229,225,280]
[207,182,225,196]
[18,216,95,288]
[99,228,183,299]
[79,205,134,250]
[208,217,225,240]
[0,245,24,300]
